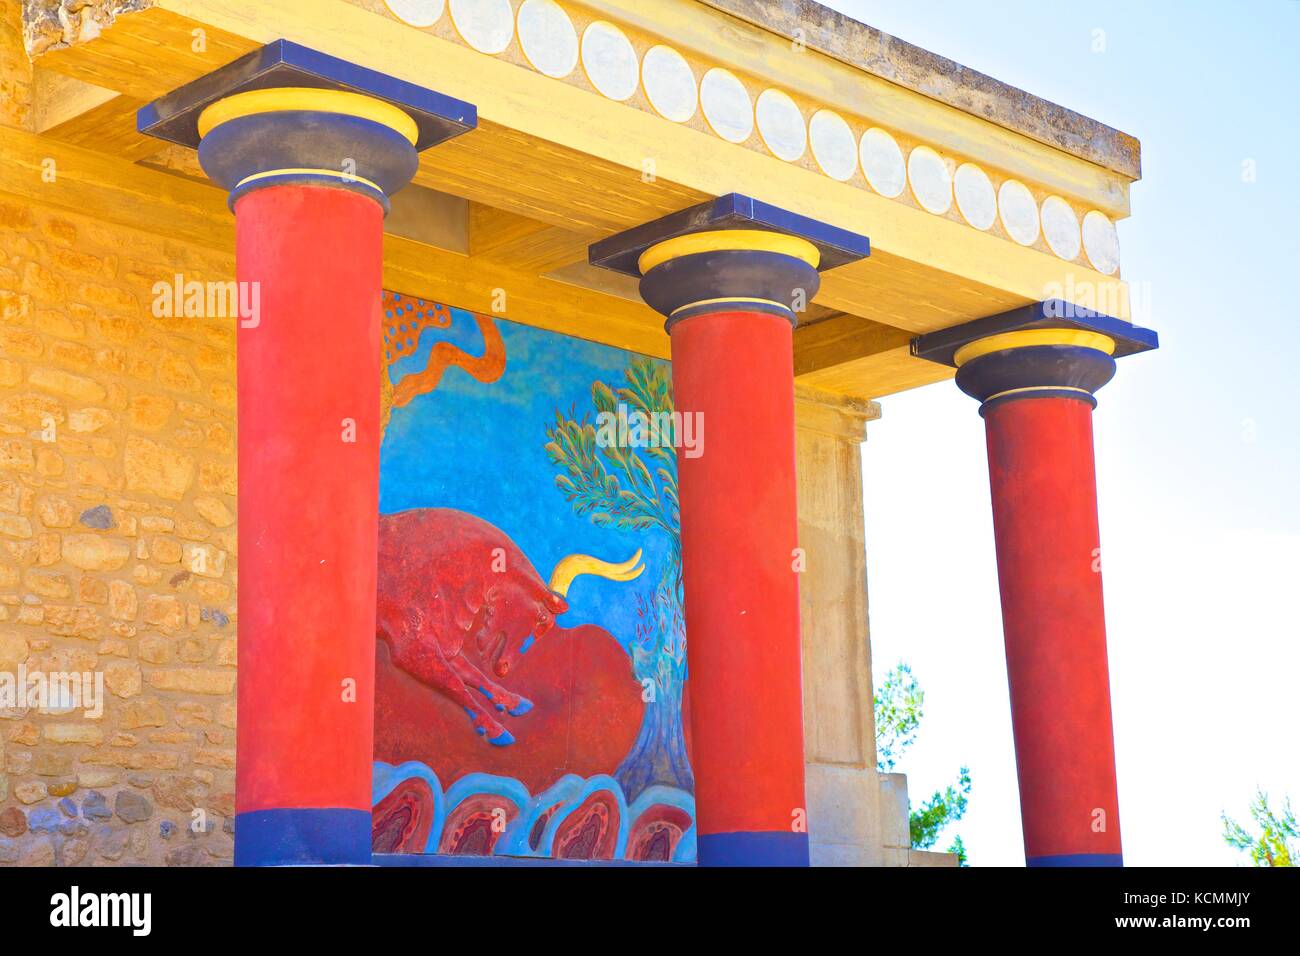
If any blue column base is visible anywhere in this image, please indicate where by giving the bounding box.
[1026,852,1123,867]
[696,831,809,867]
[234,808,373,866]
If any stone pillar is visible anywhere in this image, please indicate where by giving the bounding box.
[793,387,882,866]
[913,301,1158,867]
[590,194,869,866]
[138,41,475,865]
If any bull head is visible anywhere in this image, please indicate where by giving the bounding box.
[507,548,646,671]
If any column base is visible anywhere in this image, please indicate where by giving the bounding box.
[1026,853,1124,867]
[697,831,810,867]
[234,808,373,866]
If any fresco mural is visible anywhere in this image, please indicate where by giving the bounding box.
[371,291,695,863]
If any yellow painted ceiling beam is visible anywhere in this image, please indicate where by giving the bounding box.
[469,205,594,273]
[34,74,160,163]
[33,6,255,102]
[32,69,118,131]
[793,314,953,399]
[0,124,233,250]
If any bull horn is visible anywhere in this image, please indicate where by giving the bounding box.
[548,548,644,597]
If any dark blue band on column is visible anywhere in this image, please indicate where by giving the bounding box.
[696,831,810,867]
[234,808,372,866]
[1027,852,1123,867]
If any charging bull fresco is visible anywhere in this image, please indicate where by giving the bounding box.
[372,292,695,863]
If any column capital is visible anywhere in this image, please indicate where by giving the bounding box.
[137,39,476,212]
[589,193,869,329]
[794,385,881,445]
[911,299,1158,414]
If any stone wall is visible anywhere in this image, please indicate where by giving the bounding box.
[0,25,239,860]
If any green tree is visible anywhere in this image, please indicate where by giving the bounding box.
[544,358,692,800]
[875,663,923,772]
[873,662,971,865]
[910,768,971,866]
[1222,789,1297,866]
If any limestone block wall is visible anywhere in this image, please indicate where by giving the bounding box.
[0,173,239,862]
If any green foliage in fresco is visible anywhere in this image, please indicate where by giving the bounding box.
[545,358,680,555]
[544,357,691,797]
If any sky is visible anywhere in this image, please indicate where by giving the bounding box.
[827,0,1300,865]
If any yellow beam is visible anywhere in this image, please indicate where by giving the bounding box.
[0,124,233,250]
[32,69,118,131]
[34,73,160,163]
[793,314,913,379]
[793,314,949,399]
[34,6,256,101]
[799,345,955,400]
[384,234,667,359]
[468,204,593,272]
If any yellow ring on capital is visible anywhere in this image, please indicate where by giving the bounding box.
[233,168,386,194]
[983,385,1096,403]
[197,88,419,146]
[954,329,1116,367]
[638,229,821,275]
[668,296,793,317]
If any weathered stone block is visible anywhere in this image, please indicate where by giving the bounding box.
[146,668,235,696]
[114,789,153,823]
[13,780,46,804]
[103,661,142,699]
[119,697,166,729]
[27,366,105,403]
[78,504,115,529]
[0,514,33,538]
[44,723,104,745]
[62,533,130,570]
[0,631,30,670]
[142,594,183,631]
[36,495,75,528]
[108,579,137,621]
[126,393,173,431]
[123,436,194,500]
[0,806,25,837]
[24,569,70,598]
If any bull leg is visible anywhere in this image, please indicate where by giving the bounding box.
[389,639,515,746]
[450,653,534,717]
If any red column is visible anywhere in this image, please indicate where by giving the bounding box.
[234,185,383,864]
[912,307,1157,866]
[984,396,1122,866]
[588,197,870,865]
[138,44,476,865]
[671,309,808,866]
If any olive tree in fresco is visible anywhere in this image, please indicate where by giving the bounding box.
[544,358,694,800]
